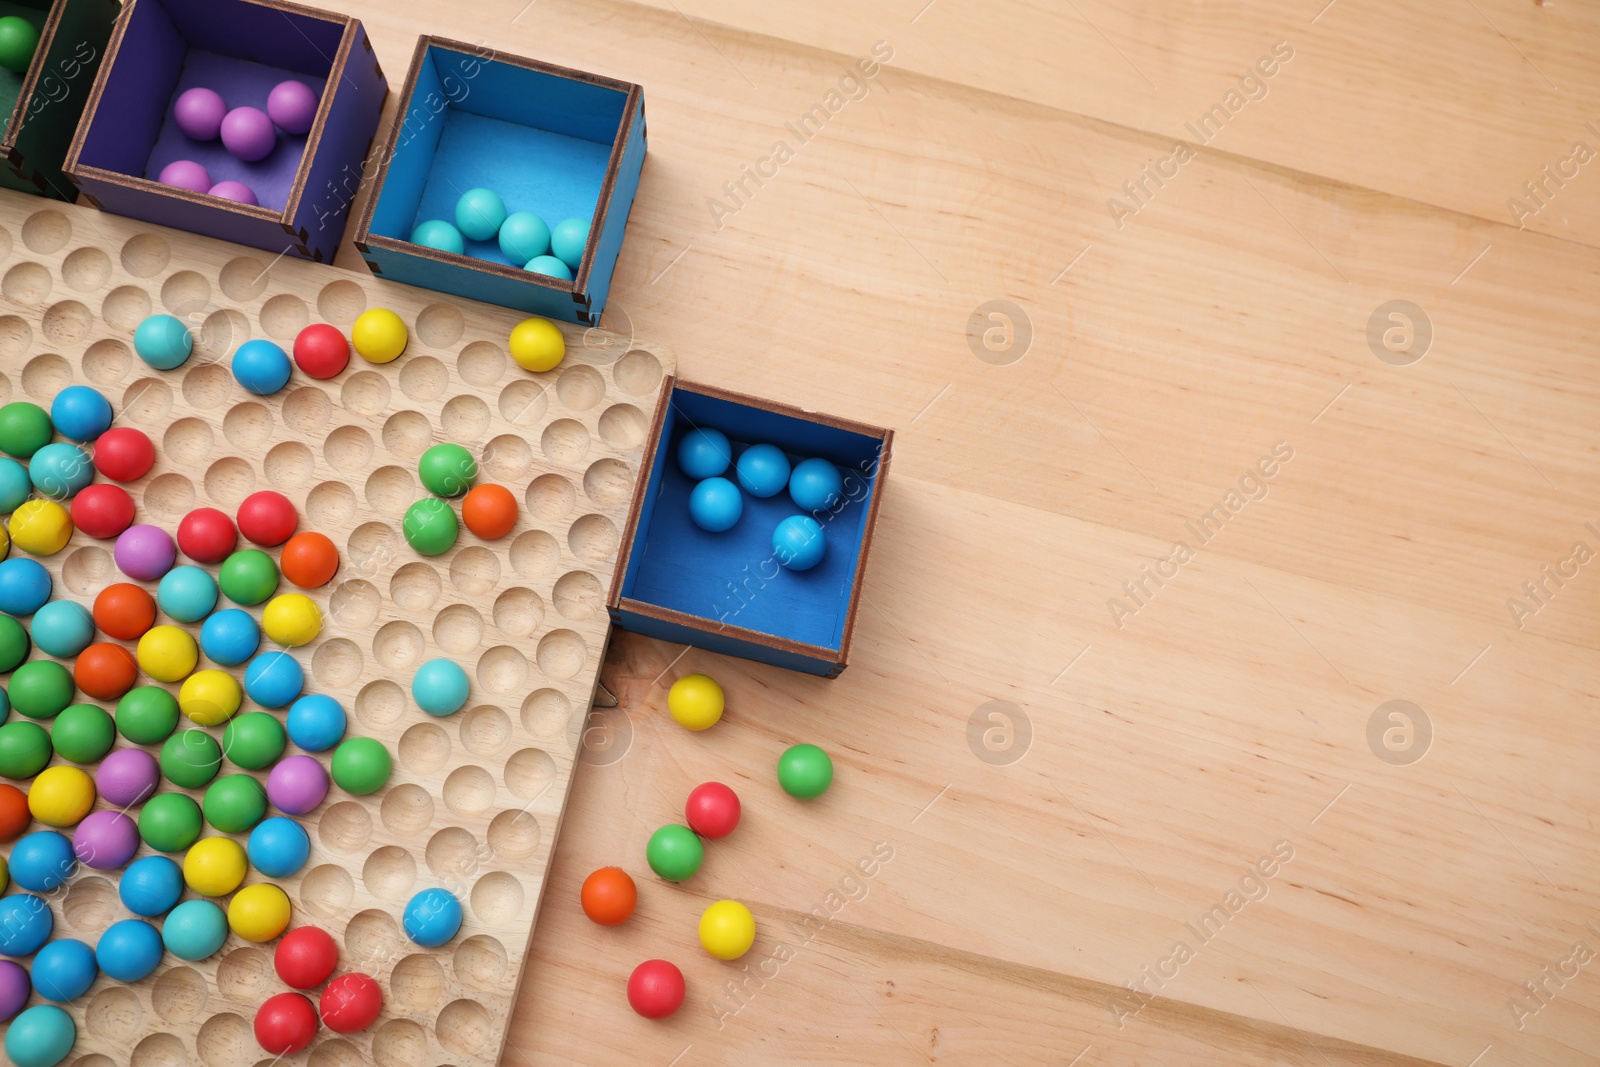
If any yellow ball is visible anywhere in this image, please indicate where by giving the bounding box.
[9,499,71,555]
[27,766,96,827]
[0,854,9,896]
[262,593,321,646]
[183,837,248,897]
[0,523,10,560]
[508,316,565,372]
[698,900,756,960]
[352,308,408,363]
[179,669,242,726]
[228,882,292,942]
[137,624,198,682]
[668,673,724,731]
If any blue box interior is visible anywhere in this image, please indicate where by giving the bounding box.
[619,389,885,653]
[366,42,626,271]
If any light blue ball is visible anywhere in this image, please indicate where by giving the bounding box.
[32,939,95,1001]
[454,187,507,242]
[162,899,228,961]
[134,314,192,370]
[498,211,550,263]
[157,565,218,623]
[96,918,163,982]
[248,816,310,878]
[773,515,826,571]
[232,339,292,395]
[412,658,469,717]
[523,255,572,281]
[736,443,791,498]
[550,217,589,270]
[0,894,54,956]
[0,457,29,512]
[244,650,303,708]
[403,887,463,947]
[48,386,112,442]
[200,608,260,666]
[29,601,92,658]
[677,428,731,480]
[286,693,345,751]
[689,477,742,533]
[119,855,183,917]
[788,457,843,512]
[410,219,464,254]
[9,832,74,893]
[0,558,50,614]
[28,443,92,500]
[5,1004,75,1067]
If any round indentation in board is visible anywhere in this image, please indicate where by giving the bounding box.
[152,965,207,1022]
[498,379,547,425]
[197,309,247,363]
[160,270,210,315]
[196,1012,253,1067]
[22,352,70,399]
[341,369,391,416]
[102,285,152,330]
[556,364,606,410]
[75,1056,117,1067]
[355,678,406,728]
[0,315,30,360]
[131,1032,188,1067]
[345,908,402,966]
[63,875,117,931]
[121,232,170,277]
[458,340,506,386]
[215,946,272,999]
[443,764,496,816]
[432,602,483,654]
[42,299,92,344]
[62,546,113,595]
[542,418,590,467]
[390,954,446,1014]
[21,209,70,252]
[453,935,509,990]
[325,424,375,472]
[219,256,270,302]
[123,376,174,424]
[204,456,255,506]
[398,355,447,402]
[416,302,465,347]
[424,826,477,878]
[363,845,418,901]
[441,394,491,443]
[509,530,560,578]
[143,473,197,521]
[521,689,571,739]
[319,800,373,854]
[583,457,633,508]
[449,545,500,596]
[328,578,380,629]
[506,747,557,800]
[364,464,415,517]
[317,278,366,323]
[84,338,131,385]
[525,473,575,523]
[482,433,532,481]
[181,363,232,410]
[311,637,362,688]
[347,521,397,573]
[298,863,355,920]
[476,644,528,694]
[536,629,588,680]
[264,440,315,489]
[437,999,494,1057]
[259,292,309,338]
[307,480,359,528]
[390,561,440,612]
[552,570,603,621]
[372,1018,428,1067]
[382,409,432,458]
[373,619,425,669]
[613,348,663,394]
[222,400,273,449]
[568,512,619,561]
[86,985,142,1040]
[380,782,434,837]
[281,385,332,432]
[459,705,511,757]
[309,1039,365,1067]
[486,808,541,860]
[470,871,525,924]
[1,262,49,304]
[493,586,543,637]
[62,246,112,291]
[399,721,450,775]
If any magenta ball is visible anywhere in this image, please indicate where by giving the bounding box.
[0,960,28,1021]
[267,80,319,135]
[267,755,328,815]
[73,809,140,869]
[220,106,276,161]
[208,181,258,206]
[173,87,226,141]
[96,748,160,807]
[158,159,211,193]
[114,524,177,581]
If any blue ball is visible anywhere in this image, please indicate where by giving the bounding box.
[96,918,163,982]
[550,217,589,270]
[498,212,550,263]
[0,457,28,512]
[119,855,183,917]
[523,254,572,280]
[5,1004,75,1067]
[29,601,92,658]
[455,187,507,242]
[133,314,192,371]
[689,477,743,533]
[161,899,228,961]
[412,658,470,717]
[736,443,791,498]
[788,457,844,512]
[0,894,53,956]
[0,686,10,722]
[157,565,218,623]
[248,817,310,878]
[0,558,50,614]
[244,650,303,708]
[286,693,345,752]
[10,832,75,892]
[232,339,292,395]
[773,515,826,571]
[31,939,95,1001]
[28,443,92,500]
[48,386,112,443]
[403,887,463,947]
[410,219,464,254]
[200,608,260,666]
[677,428,731,480]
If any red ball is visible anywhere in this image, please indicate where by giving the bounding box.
[177,507,238,563]
[92,427,154,482]
[293,324,351,380]
[70,483,135,539]
[275,927,338,989]
[254,992,318,1055]
[627,960,686,1019]
[685,782,741,839]
[236,490,297,547]
[319,973,382,1033]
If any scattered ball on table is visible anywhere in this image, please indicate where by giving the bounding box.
[275,926,338,989]
[0,785,24,841]
[178,506,239,563]
[667,673,723,731]
[403,887,463,946]
[31,938,95,1002]
[72,809,138,869]
[173,86,226,140]
[68,484,134,541]
[236,490,298,545]
[410,219,464,254]
[248,816,310,878]
[0,960,27,1022]
[133,313,193,370]
[287,694,345,752]
[219,548,279,605]
[10,660,73,719]
[0,720,51,779]
[95,747,159,807]
[28,442,92,500]
[94,582,155,640]
[200,607,260,665]
[93,426,155,481]
[157,564,218,622]
[462,483,517,539]
[243,650,303,708]
[292,323,350,380]
[498,211,550,263]
[773,514,825,570]
[321,973,382,1033]
[0,15,39,75]
[685,782,741,839]
[28,601,92,659]
[9,832,74,892]
[51,704,115,765]
[524,254,573,280]
[229,882,291,941]
[736,442,791,498]
[254,991,318,1056]
[789,456,843,511]
[73,642,138,701]
[689,476,742,532]
[183,836,247,896]
[699,900,756,960]
[454,187,507,241]
[627,960,685,1019]
[96,917,163,982]
[0,557,47,614]
[28,766,95,827]
[119,855,183,917]
[158,159,211,193]
[115,523,176,581]
[0,893,52,955]
[402,497,458,556]
[331,736,390,795]
[0,457,27,510]
[777,743,833,798]
[279,531,339,587]
[678,428,732,479]
[265,754,328,815]
[208,180,258,205]
[645,824,703,882]
[48,384,111,441]
[580,866,637,926]
[116,686,179,745]
[221,106,276,161]
[222,711,285,770]
[4,1004,73,1067]
[203,773,267,833]
[418,441,477,497]
[162,899,228,960]
[352,308,407,363]
[508,316,564,372]
[0,613,26,670]
[0,402,50,459]
[232,338,292,394]
[267,79,319,134]
[262,592,321,646]
[138,793,202,853]
[137,624,198,683]
[413,657,470,717]
[550,217,590,270]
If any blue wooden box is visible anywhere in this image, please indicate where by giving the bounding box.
[63,0,387,261]
[608,379,893,678]
[352,36,646,327]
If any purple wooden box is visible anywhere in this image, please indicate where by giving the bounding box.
[62,0,387,261]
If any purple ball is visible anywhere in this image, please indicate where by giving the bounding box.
[73,809,140,870]
[266,755,328,815]
[114,524,176,581]
[220,106,276,162]
[96,748,159,807]
[208,180,258,206]
[267,80,319,135]
[0,960,28,1022]
[158,159,211,193]
[173,87,226,141]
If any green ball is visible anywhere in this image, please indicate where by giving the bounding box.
[0,720,50,778]
[645,824,704,882]
[160,728,222,789]
[402,499,458,556]
[0,615,29,673]
[203,773,266,833]
[8,660,72,720]
[139,793,202,852]
[776,743,833,799]
[117,686,179,744]
[330,736,390,795]
[221,712,285,770]
[50,703,115,763]
[219,549,279,606]
[0,16,39,76]
[0,402,50,459]
[418,443,477,497]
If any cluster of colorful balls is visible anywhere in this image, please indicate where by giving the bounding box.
[248,926,385,1053]
[400,441,519,558]
[159,80,322,205]
[411,187,590,282]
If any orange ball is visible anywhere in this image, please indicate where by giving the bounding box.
[280,532,339,588]
[462,483,517,540]
[74,642,139,700]
[580,866,637,926]
[0,784,28,841]
[94,583,156,641]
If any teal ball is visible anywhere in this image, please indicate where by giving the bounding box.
[157,565,218,623]
[0,457,28,511]
[773,515,826,570]
[550,217,589,269]
[524,255,572,281]
[28,443,92,500]
[133,314,192,370]
[5,1004,75,1067]
[454,187,506,242]
[410,219,464,254]
[498,212,550,263]
[29,601,92,658]
[162,899,227,961]
[412,658,469,717]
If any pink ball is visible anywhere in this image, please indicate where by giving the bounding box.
[96,748,160,807]
[114,524,176,581]
[267,80,319,136]
[208,181,258,206]
[220,106,276,162]
[73,809,140,870]
[158,159,211,193]
[173,87,226,141]
[267,755,329,815]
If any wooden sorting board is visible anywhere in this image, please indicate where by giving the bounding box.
[0,185,673,1067]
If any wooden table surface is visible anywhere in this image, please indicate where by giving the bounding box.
[325,2,1598,1064]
